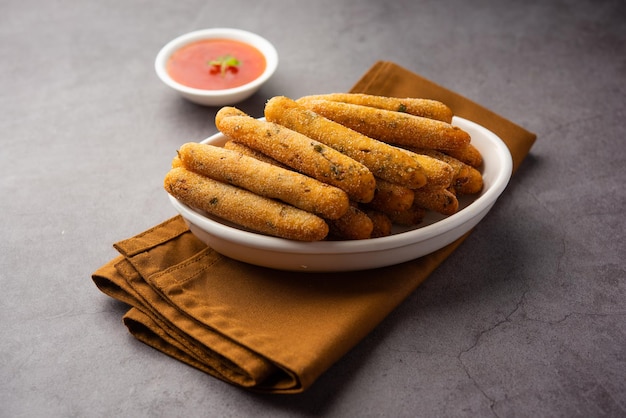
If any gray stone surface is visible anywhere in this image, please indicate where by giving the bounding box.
[1,0,624,416]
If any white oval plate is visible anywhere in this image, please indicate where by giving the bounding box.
[168,116,513,272]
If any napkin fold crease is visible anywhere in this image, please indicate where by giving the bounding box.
[92,61,536,394]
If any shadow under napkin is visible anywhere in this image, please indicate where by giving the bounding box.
[92,61,536,394]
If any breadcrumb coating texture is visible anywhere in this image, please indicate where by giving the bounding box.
[164,167,329,241]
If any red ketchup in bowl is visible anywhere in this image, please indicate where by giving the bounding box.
[166,39,266,90]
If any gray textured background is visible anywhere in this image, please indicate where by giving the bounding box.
[2,0,625,416]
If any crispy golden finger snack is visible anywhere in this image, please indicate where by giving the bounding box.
[386,205,427,226]
[444,142,483,168]
[164,167,329,242]
[215,107,376,203]
[412,186,459,216]
[296,99,470,152]
[165,93,485,242]
[365,179,415,214]
[224,141,288,168]
[215,105,248,120]
[264,96,427,189]
[178,142,350,220]
[406,152,455,189]
[171,155,184,168]
[414,149,483,195]
[363,209,393,238]
[298,93,453,123]
[327,204,374,240]
[456,166,483,195]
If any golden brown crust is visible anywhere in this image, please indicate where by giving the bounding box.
[363,209,393,238]
[386,205,427,226]
[215,107,376,203]
[178,142,350,220]
[413,148,483,195]
[264,96,427,189]
[412,186,459,216]
[164,167,329,241]
[326,203,374,240]
[444,143,483,168]
[403,150,455,189]
[171,155,184,168]
[223,141,288,168]
[296,99,470,152]
[165,94,485,241]
[364,179,415,214]
[298,93,453,123]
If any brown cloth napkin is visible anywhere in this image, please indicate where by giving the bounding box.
[92,61,536,394]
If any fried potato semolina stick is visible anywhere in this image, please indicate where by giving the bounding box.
[386,206,426,227]
[264,96,427,189]
[215,107,376,203]
[171,155,184,168]
[404,151,454,189]
[413,148,483,195]
[412,186,459,216]
[326,204,374,240]
[164,167,329,242]
[298,93,453,123]
[363,209,393,238]
[216,106,248,119]
[456,167,483,195]
[296,99,470,152]
[224,141,288,168]
[178,142,350,220]
[365,179,414,214]
[443,143,483,168]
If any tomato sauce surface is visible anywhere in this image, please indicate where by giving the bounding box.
[167,39,266,90]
